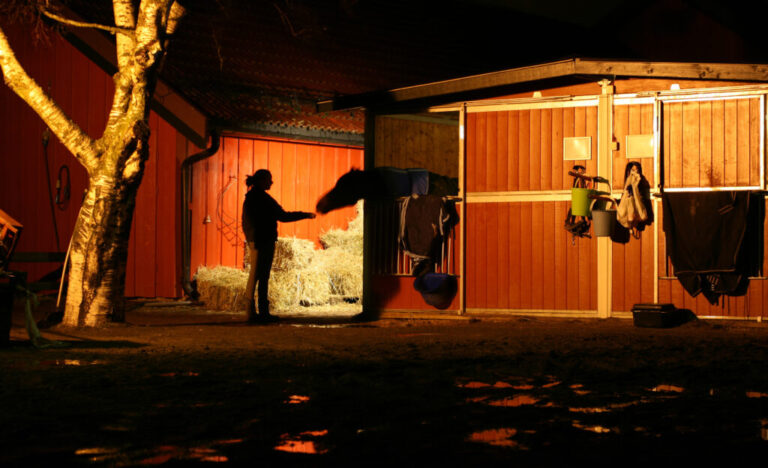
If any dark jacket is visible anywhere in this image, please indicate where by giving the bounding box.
[242,189,306,246]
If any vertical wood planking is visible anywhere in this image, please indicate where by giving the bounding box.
[711,100,726,186]
[486,112,498,192]
[204,146,223,266]
[497,112,509,192]
[551,108,563,190]
[190,149,205,279]
[682,101,700,187]
[465,203,478,308]
[530,202,544,308]
[669,103,683,187]
[724,100,738,185]
[518,110,530,191]
[554,202,567,309]
[235,139,254,268]
[278,142,297,237]
[508,203,521,309]
[308,145,322,243]
[486,190,499,308]
[737,99,750,186]
[294,143,311,241]
[155,117,177,297]
[508,111,520,191]
[699,101,713,187]
[541,109,552,191]
[133,114,158,296]
[750,98,761,187]
[467,114,477,192]
[221,137,239,267]
[529,110,541,191]
[613,104,629,188]
[498,202,510,309]
[519,203,532,309]
[640,104,655,187]
[541,202,555,309]
[475,113,487,192]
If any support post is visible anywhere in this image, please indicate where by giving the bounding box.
[597,80,614,318]
[362,109,376,316]
[459,103,467,315]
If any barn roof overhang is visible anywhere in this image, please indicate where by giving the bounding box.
[317,58,768,114]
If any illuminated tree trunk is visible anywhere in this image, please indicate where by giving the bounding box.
[63,129,148,326]
[0,0,185,327]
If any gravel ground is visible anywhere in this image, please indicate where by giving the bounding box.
[3,298,768,466]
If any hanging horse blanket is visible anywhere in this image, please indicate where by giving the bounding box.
[662,191,762,304]
[399,194,459,277]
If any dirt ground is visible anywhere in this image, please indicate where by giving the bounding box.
[3,297,768,466]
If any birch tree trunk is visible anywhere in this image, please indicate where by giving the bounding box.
[0,0,185,327]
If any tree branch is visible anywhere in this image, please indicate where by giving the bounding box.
[165,1,185,36]
[113,0,136,69]
[39,7,134,37]
[0,26,98,172]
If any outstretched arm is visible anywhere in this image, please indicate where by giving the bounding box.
[277,210,316,223]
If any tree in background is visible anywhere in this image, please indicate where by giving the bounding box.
[0,0,185,326]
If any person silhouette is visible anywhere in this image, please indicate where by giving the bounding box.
[242,169,315,322]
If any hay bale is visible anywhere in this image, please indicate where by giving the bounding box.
[269,268,331,310]
[314,248,362,298]
[244,237,316,271]
[273,237,316,271]
[195,265,249,311]
[316,201,363,299]
[319,200,363,251]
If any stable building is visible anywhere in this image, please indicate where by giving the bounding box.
[319,58,768,321]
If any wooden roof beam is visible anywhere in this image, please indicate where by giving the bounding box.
[318,58,768,112]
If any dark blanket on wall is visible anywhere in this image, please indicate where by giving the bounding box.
[400,194,459,277]
[662,191,763,304]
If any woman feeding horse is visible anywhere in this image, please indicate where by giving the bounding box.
[242,169,315,323]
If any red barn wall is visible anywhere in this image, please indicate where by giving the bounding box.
[0,24,198,298]
[189,135,364,275]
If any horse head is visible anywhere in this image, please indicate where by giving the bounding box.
[316,168,375,214]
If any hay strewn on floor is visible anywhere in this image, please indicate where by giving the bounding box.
[196,201,363,311]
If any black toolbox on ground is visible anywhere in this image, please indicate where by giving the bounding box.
[631,303,683,328]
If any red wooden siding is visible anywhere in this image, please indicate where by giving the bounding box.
[189,136,364,274]
[465,202,596,311]
[467,107,598,193]
[1,24,197,298]
[663,97,761,188]
[612,104,656,189]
